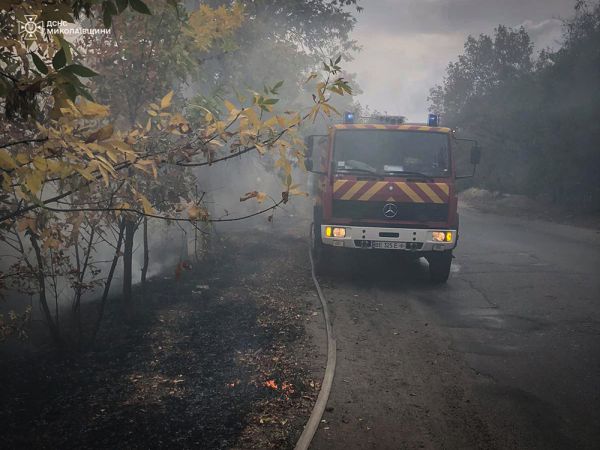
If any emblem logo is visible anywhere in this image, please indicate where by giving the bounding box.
[383,203,398,218]
[17,15,43,42]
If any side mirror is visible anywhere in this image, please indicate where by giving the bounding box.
[304,135,314,157]
[304,135,315,171]
[470,145,481,165]
[455,139,481,179]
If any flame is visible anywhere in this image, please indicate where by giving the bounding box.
[281,382,294,393]
[264,379,278,389]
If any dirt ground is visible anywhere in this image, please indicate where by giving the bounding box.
[0,227,324,449]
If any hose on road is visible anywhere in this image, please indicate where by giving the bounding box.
[294,227,337,450]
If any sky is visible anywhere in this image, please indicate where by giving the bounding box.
[346,0,575,122]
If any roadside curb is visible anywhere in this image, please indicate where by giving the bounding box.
[294,230,337,450]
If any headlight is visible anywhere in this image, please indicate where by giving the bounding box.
[325,226,346,238]
[432,231,453,242]
[432,231,445,242]
[333,227,346,238]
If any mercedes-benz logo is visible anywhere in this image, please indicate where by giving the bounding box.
[383,203,398,218]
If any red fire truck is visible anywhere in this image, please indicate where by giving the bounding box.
[305,114,481,283]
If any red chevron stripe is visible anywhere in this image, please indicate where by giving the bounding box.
[428,183,450,201]
[333,180,355,198]
[352,180,377,199]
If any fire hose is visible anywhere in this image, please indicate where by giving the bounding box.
[294,226,337,450]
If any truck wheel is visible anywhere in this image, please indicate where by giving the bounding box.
[312,222,332,275]
[427,251,453,283]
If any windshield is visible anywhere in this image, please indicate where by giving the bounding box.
[333,130,450,177]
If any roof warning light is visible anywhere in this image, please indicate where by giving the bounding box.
[344,111,355,124]
[428,114,439,127]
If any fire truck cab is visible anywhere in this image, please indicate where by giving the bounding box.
[305,114,481,283]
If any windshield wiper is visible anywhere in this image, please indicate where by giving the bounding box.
[382,170,434,180]
[336,167,381,177]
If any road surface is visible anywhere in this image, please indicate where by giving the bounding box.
[308,206,600,449]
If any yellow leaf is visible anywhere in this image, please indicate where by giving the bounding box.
[243,108,260,128]
[98,166,110,186]
[289,187,308,197]
[304,72,318,84]
[224,100,237,113]
[0,149,17,169]
[160,91,174,110]
[255,192,267,203]
[77,99,110,118]
[239,191,267,203]
[16,153,29,164]
[76,167,95,181]
[138,194,154,214]
[17,217,36,232]
[148,110,157,117]
[46,159,62,173]
[240,191,258,202]
[85,124,114,143]
[33,157,48,171]
[25,172,43,194]
[188,205,208,221]
[106,148,118,163]
[262,116,278,129]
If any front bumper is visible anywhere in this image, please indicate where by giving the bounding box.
[320,225,457,252]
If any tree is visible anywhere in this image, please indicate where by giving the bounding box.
[429,5,600,206]
[0,0,356,347]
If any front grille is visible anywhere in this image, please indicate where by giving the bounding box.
[333,200,448,222]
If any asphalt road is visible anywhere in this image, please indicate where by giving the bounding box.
[308,206,600,450]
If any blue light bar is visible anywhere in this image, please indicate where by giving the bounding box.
[428,113,439,127]
[344,111,355,124]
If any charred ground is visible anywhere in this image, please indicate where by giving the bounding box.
[0,229,322,449]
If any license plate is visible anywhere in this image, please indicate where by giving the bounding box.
[371,241,406,250]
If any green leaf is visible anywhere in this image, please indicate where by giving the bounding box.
[335,55,342,65]
[116,0,128,13]
[129,0,152,15]
[55,35,72,65]
[30,52,48,75]
[76,85,94,101]
[103,1,117,27]
[62,64,99,77]
[263,98,279,105]
[271,80,284,93]
[52,49,66,70]
[63,83,77,101]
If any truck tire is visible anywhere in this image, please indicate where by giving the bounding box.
[312,221,332,275]
[427,251,452,283]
